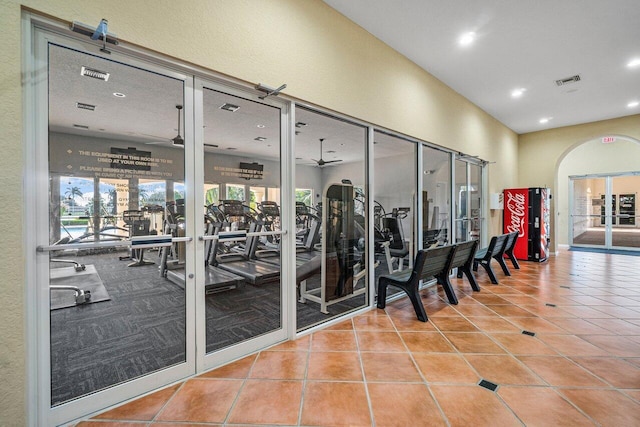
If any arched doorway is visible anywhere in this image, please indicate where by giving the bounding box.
[556,135,640,251]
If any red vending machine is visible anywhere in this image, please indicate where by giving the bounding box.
[503,187,551,262]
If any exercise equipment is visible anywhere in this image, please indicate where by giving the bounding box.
[298,182,368,314]
[118,210,154,267]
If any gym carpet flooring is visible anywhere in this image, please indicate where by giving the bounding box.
[50,249,370,405]
[75,249,640,426]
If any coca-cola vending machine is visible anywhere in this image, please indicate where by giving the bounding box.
[503,187,551,262]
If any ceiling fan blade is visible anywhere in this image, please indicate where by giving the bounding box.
[144,141,168,145]
[322,159,342,164]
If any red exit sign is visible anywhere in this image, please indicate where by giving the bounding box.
[602,136,616,143]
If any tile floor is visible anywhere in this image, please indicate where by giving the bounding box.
[77,249,640,426]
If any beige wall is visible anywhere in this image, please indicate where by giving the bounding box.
[1,1,519,422]
[518,114,640,251]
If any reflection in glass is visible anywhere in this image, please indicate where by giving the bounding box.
[202,88,282,353]
[571,177,606,246]
[422,146,451,249]
[295,107,368,331]
[372,131,416,300]
[48,44,186,405]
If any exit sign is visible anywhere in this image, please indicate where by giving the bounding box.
[602,136,616,143]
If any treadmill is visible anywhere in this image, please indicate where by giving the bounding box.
[212,222,281,285]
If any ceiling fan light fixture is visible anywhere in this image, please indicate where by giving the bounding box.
[172,105,184,147]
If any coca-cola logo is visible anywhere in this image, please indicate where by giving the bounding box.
[506,192,526,237]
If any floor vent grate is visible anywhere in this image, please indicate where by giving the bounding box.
[478,379,498,391]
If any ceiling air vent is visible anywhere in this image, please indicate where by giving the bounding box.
[219,103,240,112]
[80,66,110,81]
[76,102,96,111]
[555,74,581,86]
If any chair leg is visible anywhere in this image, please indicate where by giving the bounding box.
[402,283,428,322]
[495,255,511,276]
[480,261,499,284]
[456,268,463,279]
[437,273,458,305]
[508,252,520,269]
[376,280,388,309]
[461,266,480,291]
[473,260,479,271]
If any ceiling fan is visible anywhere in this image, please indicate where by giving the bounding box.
[312,138,342,166]
[171,105,184,147]
[143,104,184,147]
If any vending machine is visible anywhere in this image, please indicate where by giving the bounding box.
[503,187,551,262]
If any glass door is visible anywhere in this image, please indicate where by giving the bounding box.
[421,146,451,249]
[36,35,194,425]
[454,159,483,243]
[197,81,289,369]
[570,177,607,247]
[612,175,640,249]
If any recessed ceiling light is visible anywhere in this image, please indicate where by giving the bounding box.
[257,124,266,128]
[511,88,526,98]
[220,103,239,112]
[458,32,475,46]
[627,58,640,68]
[539,117,552,124]
[628,101,639,108]
[254,137,267,142]
[80,66,109,81]
[113,92,126,98]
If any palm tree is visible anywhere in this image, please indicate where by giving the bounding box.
[64,186,83,210]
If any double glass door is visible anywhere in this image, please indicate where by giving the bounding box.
[35,32,287,425]
[454,159,483,243]
[570,174,640,250]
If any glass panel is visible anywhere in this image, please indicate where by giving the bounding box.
[201,88,282,353]
[373,131,416,299]
[48,44,185,405]
[454,159,468,243]
[571,177,606,246]
[295,107,368,331]
[612,175,640,248]
[469,163,483,242]
[422,146,451,248]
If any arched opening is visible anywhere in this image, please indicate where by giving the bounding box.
[555,135,640,251]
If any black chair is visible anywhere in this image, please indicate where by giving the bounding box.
[450,240,480,295]
[503,231,520,270]
[377,245,456,322]
[473,234,509,284]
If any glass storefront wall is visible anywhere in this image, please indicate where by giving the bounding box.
[422,146,452,249]
[294,107,369,331]
[33,25,489,425]
[372,131,417,299]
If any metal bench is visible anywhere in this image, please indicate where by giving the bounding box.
[450,240,480,296]
[377,245,456,322]
[503,231,520,270]
[473,233,509,284]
